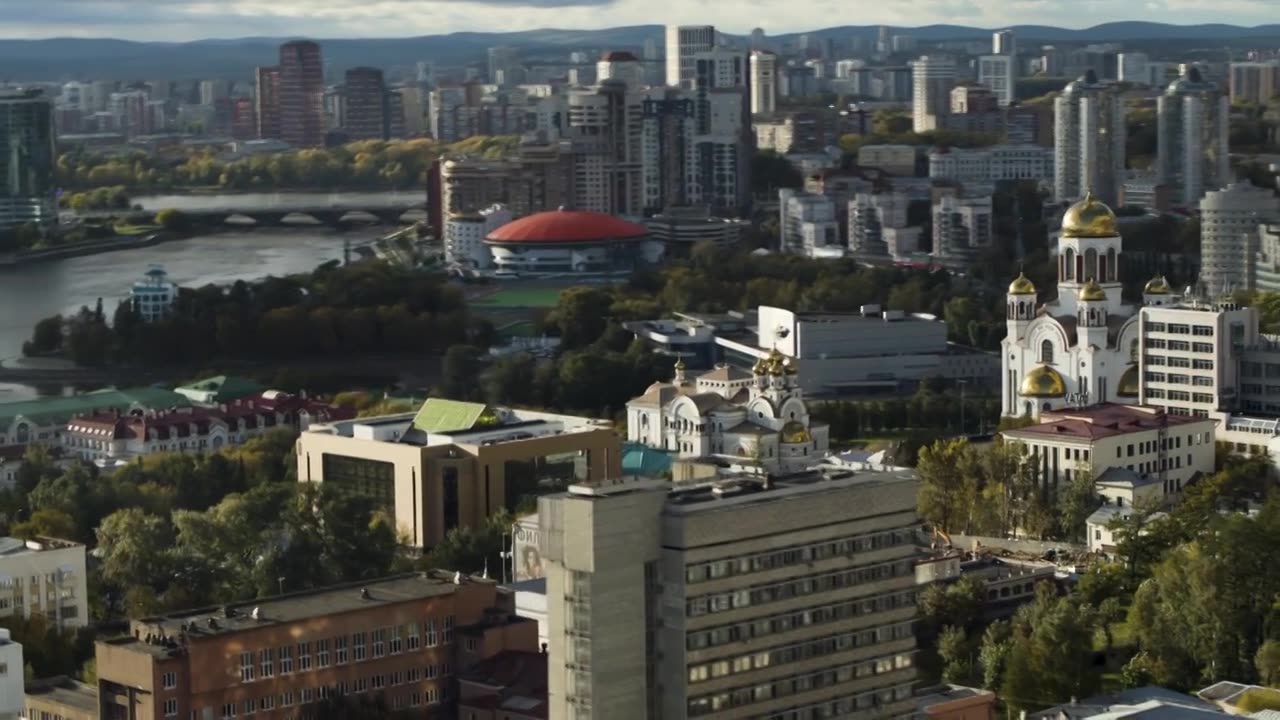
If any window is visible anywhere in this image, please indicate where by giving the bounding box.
[301,688,313,704]
[354,678,369,694]
[221,704,236,720]
[392,670,404,686]
[406,623,420,651]
[320,454,395,511]
[1040,339,1054,364]
[426,664,438,680]
[279,646,293,674]
[334,635,349,664]
[163,672,177,690]
[240,652,255,682]
[353,632,367,661]
[259,697,274,712]
[164,699,178,718]
[427,688,440,705]
[1146,321,1166,332]
[372,675,386,690]
[465,637,479,652]
[1169,340,1190,351]
[408,667,422,683]
[298,641,312,671]
[242,700,255,717]
[391,625,403,654]
[373,628,387,658]
[1168,323,1190,334]
[1193,342,1214,353]
[425,620,438,647]
[280,691,294,708]
[443,616,454,644]
[259,649,273,679]
[317,639,330,668]
[1193,325,1213,336]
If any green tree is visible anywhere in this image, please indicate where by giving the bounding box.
[440,344,485,400]
[939,625,974,683]
[1057,470,1102,543]
[95,509,174,590]
[917,438,974,534]
[978,621,1012,690]
[1257,640,1280,687]
[11,509,77,541]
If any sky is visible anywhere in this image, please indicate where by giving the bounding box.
[1,0,1279,41]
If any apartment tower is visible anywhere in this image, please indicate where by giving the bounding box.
[278,40,325,148]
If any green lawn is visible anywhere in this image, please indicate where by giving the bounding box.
[473,287,563,308]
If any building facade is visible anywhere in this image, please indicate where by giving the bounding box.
[665,25,716,88]
[1054,71,1126,206]
[94,572,536,720]
[0,537,87,631]
[928,145,1054,189]
[749,51,779,115]
[539,469,922,720]
[278,40,325,149]
[1229,61,1280,106]
[0,89,57,228]
[932,195,994,267]
[130,265,178,322]
[978,55,1016,107]
[1199,182,1279,294]
[343,67,388,141]
[911,56,956,133]
[1156,66,1230,208]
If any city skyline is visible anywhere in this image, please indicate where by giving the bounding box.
[2,1,1279,42]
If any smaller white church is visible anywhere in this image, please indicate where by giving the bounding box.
[626,351,830,474]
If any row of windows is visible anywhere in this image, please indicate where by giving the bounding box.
[1144,390,1214,403]
[216,684,447,719]
[759,681,916,720]
[1115,432,1205,458]
[687,621,914,684]
[239,621,454,682]
[1143,355,1196,368]
[687,559,914,617]
[1145,372,1215,387]
[688,652,915,716]
[686,589,918,651]
[684,528,915,584]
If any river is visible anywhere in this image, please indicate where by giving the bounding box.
[131,191,425,213]
[0,227,388,402]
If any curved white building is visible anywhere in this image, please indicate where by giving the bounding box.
[1200,182,1279,293]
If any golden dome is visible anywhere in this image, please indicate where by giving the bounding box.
[1144,275,1171,295]
[1117,364,1140,398]
[782,357,798,375]
[1008,272,1037,296]
[1078,278,1107,302]
[1061,190,1117,238]
[781,420,812,444]
[765,348,787,376]
[1020,365,1067,398]
[674,357,686,370]
[752,357,767,375]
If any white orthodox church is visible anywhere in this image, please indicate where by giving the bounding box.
[627,351,830,473]
[1003,192,1175,420]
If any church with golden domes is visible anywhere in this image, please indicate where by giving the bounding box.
[626,350,830,473]
[1003,192,1176,419]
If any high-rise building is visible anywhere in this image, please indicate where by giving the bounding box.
[95,571,537,720]
[849,191,915,259]
[198,79,229,106]
[665,25,716,88]
[779,189,836,253]
[1117,52,1150,84]
[1156,66,1230,208]
[979,55,1016,106]
[395,86,427,136]
[1054,71,1126,206]
[0,88,57,228]
[597,51,645,89]
[538,470,921,720]
[415,60,435,87]
[1199,182,1280,293]
[1230,61,1280,106]
[278,40,325,148]
[254,65,281,140]
[933,194,995,267]
[993,29,1016,56]
[911,55,956,132]
[343,66,388,141]
[487,46,520,86]
[749,50,778,115]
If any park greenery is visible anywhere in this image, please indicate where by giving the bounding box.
[56,136,520,193]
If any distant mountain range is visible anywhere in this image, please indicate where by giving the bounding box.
[1,22,1278,82]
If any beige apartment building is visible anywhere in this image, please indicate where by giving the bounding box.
[95,572,537,720]
[295,399,620,548]
[538,467,922,720]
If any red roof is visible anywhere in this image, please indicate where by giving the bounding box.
[485,209,648,245]
[1003,403,1208,441]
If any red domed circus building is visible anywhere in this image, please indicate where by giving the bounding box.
[484,208,664,275]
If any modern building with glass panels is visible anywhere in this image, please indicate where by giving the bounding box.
[0,88,57,228]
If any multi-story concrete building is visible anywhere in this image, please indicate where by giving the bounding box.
[539,469,921,720]
[434,138,574,223]
[932,194,994,267]
[0,629,20,720]
[857,144,917,176]
[848,192,916,260]
[1229,61,1280,105]
[1253,222,1280,293]
[978,55,1016,107]
[779,190,837,254]
[23,675,96,720]
[665,25,716,88]
[597,51,645,89]
[443,203,511,269]
[343,67,388,141]
[928,144,1054,189]
[253,66,281,141]
[1156,66,1230,208]
[0,536,87,631]
[992,29,1016,56]
[0,89,56,228]
[644,208,748,255]
[911,56,956,132]
[1117,52,1150,84]
[1054,71,1126,206]
[95,572,537,720]
[749,50,778,115]
[1001,403,1216,498]
[1199,182,1280,293]
[1138,300,1258,419]
[278,40,325,149]
[295,398,620,548]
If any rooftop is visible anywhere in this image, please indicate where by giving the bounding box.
[311,399,611,447]
[459,650,548,719]
[661,465,917,515]
[25,676,98,713]
[485,208,648,245]
[175,375,265,402]
[0,536,82,556]
[113,571,485,653]
[0,387,191,429]
[1003,403,1210,441]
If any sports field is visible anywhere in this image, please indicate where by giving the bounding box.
[472,287,563,308]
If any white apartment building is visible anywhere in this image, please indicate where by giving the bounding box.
[848,192,913,259]
[0,629,19,720]
[1138,300,1258,419]
[911,56,957,132]
[993,30,1016,56]
[1156,66,1230,208]
[1199,182,1279,294]
[932,195,994,265]
[778,189,836,253]
[978,55,1016,106]
[1054,71,1126,205]
[749,50,778,115]
[539,469,921,720]
[1254,222,1280,293]
[0,537,88,631]
[665,25,716,88]
[928,144,1054,188]
[1117,52,1150,84]
[1001,404,1216,498]
[444,203,512,269]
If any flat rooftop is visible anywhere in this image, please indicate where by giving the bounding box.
[112,572,485,653]
[1003,403,1210,441]
[663,466,917,515]
[0,536,82,557]
[307,399,611,446]
[25,676,98,712]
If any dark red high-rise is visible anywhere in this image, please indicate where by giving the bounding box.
[344,66,388,141]
[278,40,325,148]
